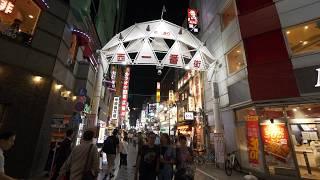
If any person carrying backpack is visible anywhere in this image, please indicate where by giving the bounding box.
[102,129,119,179]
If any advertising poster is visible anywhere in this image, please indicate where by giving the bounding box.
[247,116,259,165]
[261,123,290,162]
[213,133,225,163]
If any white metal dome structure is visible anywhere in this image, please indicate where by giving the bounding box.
[100,19,216,71]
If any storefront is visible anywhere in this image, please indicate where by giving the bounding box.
[235,103,320,179]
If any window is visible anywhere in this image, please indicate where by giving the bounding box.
[221,1,236,30]
[226,44,246,74]
[285,19,320,55]
[0,0,41,44]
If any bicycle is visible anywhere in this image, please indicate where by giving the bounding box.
[225,150,241,176]
[193,149,215,165]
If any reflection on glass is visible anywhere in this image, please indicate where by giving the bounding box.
[285,19,320,55]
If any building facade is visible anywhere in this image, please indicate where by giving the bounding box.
[197,0,320,179]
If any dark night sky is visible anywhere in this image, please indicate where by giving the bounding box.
[124,0,189,109]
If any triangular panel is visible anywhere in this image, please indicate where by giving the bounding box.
[134,39,159,64]
[161,42,184,68]
[136,21,160,36]
[126,39,144,52]
[188,51,206,71]
[178,30,200,48]
[103,45,119,57]
[103,35,120,49]
[179,42,193,59]
[200,46,215,61]
[111,43,131,64]
[150,21,176,40]
[123,25,146,42]
[150,38,169,52]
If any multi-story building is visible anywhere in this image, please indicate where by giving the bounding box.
[196,0,320,179]
[0,0,125,178]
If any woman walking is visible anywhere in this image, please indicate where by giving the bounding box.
[119,135,128,168]
[59,130,99,180]
[159,133,175,180]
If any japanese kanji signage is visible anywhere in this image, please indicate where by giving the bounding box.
[111,97,120,120]
[120,67,130,119]
[247,116,259,165]
[156,82,160,103]
[0,0,14,14]
[111,66,116,89]
[187,8,199,33]
[261,122,290,162]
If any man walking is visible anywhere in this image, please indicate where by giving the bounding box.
[0,131,16,180]
[103,129,119,179]
[51,129,74,180]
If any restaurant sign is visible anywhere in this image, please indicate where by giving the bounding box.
[247,116,259,165]
[0,0,14,14]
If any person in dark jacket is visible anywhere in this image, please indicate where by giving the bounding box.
[51,129,74,180]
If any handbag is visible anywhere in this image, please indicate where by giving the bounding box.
[82,144,95,180]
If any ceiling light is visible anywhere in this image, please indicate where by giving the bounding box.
[32,76,42,83]
[308,108,312,111]
[286,31,290,34]
[303,41,308,45]
[305,115,309,117]
[293,108,297,112]
[28,15,34,19]
[72,96,77,101]
[55,84,62,90]
[236,50,241,53]
[304,26,309,30]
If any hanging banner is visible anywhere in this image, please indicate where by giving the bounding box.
[120,67,130,119]
[187,8,199,33]
[261,122,290,162]
[111,97,120,120]
[156,82,160,103]
[247,116,259,165]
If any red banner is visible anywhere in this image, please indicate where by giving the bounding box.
[261,123,290,162]
[120,67,130,120]
[247,116,259,164]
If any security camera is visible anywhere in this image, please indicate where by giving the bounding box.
[157,69,162,75]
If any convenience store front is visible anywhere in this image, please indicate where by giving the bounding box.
[235,103,320,179]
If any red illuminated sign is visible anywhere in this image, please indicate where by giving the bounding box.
[188,8,199,33]
[170,54,178,64]
[117,53,125,61]
[120,67,130,119]
[193,60,201,68]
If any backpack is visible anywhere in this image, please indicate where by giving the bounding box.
[102,136,115,153]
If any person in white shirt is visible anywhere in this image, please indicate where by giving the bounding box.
[119,136,128,168]
[0,131,16,180]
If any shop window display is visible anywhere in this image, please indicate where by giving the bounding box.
[226,44,246,75]
[0,0,41,45]
[288,103,320,179]
[285,19,320,56]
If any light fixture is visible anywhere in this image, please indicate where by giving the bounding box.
[28,15,34,19]
[55,84,62,90]
[293,108,297,112]
[32,76,42,83]
[303,41,308,45]
[66,91,71,95]
[308,108,312,111]
[236,50,241,53]
[305,115,309,117]
[72,96,77,101]
[286,31,290,34]
[304,26,309,30]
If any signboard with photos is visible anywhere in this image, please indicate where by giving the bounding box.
[187,8,200,33]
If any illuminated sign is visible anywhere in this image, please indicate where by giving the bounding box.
[188,96,195,111]
[156,82,160,103]
[112,97,120,120]
[169,90,174,103]
[169,54,178,64]
[316,68,320,87]
[247,116,259,165]
[0,0,14,14]
[187,8,199,33]
[120,67,130,118]
[184,112,194,120]
[117,53,125,61]
[111,67,116,89]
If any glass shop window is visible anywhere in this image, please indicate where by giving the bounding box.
[0,0,41,44]
[226,44,246,75]
[221,1,236,30]
[285,19,320,56]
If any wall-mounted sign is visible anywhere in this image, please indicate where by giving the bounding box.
[184,112,194,120]
[316,68,320,87]
[169,90,174,103]
[156,82,160,103]
[247,116,259,165]
[0,0,15,14]
[120,67,130,119]
[187,8,199,33]
[112,97,120,120]
[111,66,117,89]
[188,96,195,111]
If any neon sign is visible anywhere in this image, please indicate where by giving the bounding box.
[316,68,320,87]
[188,8,199,33]
[0,0,14,14]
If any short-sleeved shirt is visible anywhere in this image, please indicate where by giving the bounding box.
[103,135,119,155]
[0,148,4,173]
[138,145,160,174]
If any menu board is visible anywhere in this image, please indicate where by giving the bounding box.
[247,116,259,165]
[261,123,290,162]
